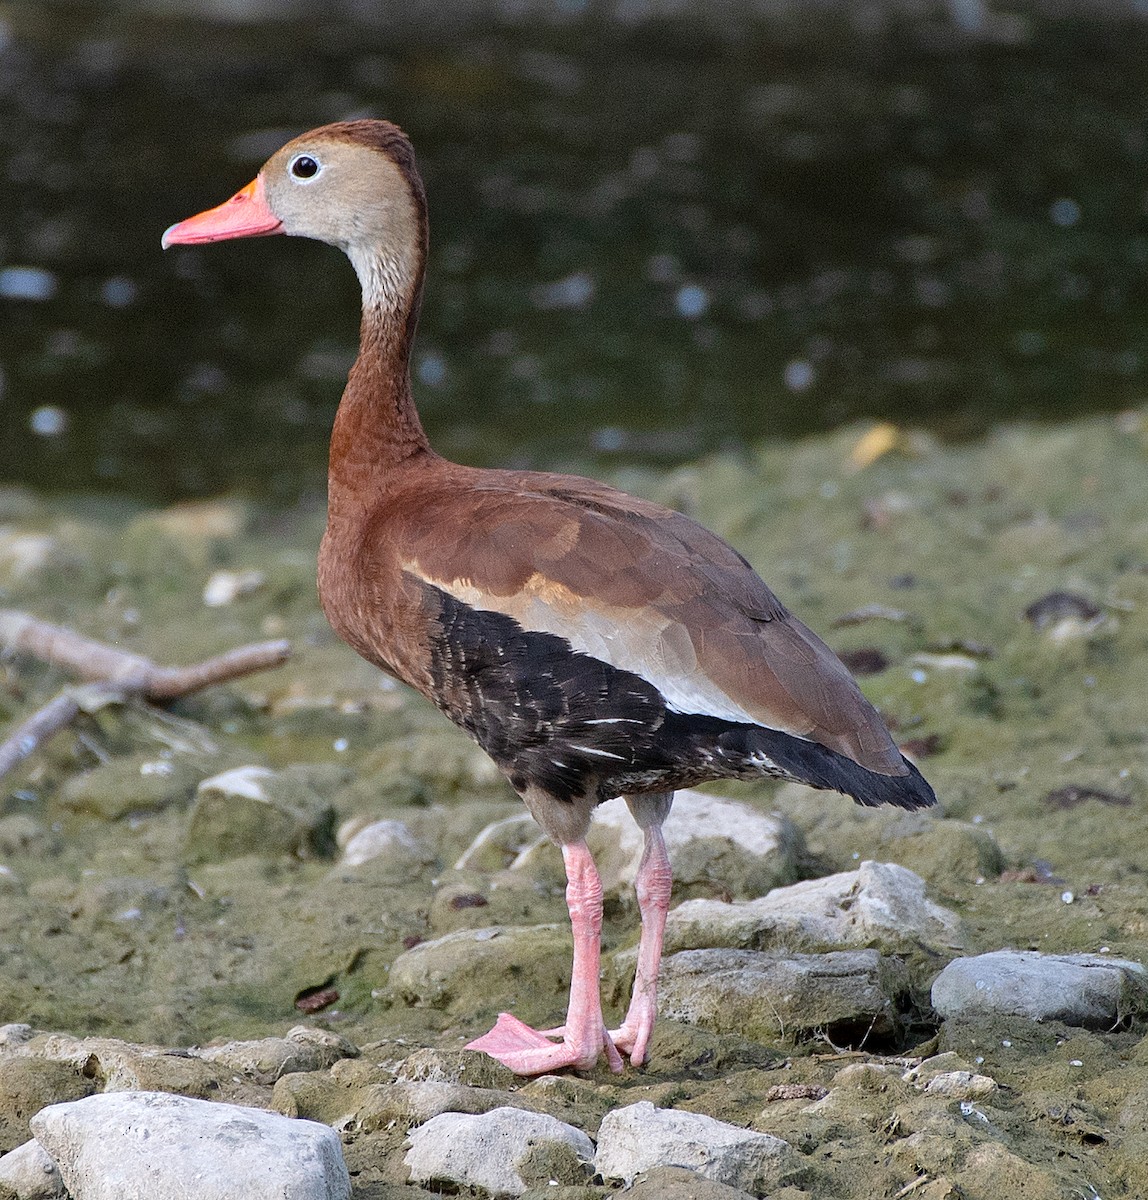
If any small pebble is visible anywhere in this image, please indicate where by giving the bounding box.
[203,568,266,607]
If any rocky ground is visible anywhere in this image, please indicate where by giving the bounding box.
[2,412,1148,1197]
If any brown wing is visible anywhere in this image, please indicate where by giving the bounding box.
[379,466,905,776]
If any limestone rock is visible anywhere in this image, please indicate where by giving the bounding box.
[0,1139,66,1200]
[386,925,571,1014]
[202,567,265,607]
[932,950,1148,1027]
[0,1058,97,1152]
[191,1026,358,1085]
[955,1141,1064,1200]
[923,1070,999,1100]
[454,813,542,872]
[352,1080,523,1130]
[269,1070,354,1127]
[657,947,908,1043]
[902,1050,998,1103]
[186,765,336,862]
[595,1101,794,1193]
[620,1164,756,1199]
[393,1047,519,1091]
[405,1107,594,1197]
[665,860,962,955]
[30,1091,349,1200]
[2,1033,223,1098]
[337,818,430,869]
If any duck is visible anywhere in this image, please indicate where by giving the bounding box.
[163,119,936,1076]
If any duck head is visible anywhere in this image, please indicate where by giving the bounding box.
[163,120,428,313]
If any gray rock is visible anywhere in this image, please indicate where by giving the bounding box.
[30,1091,350,1200]
[901,1050,999,1102]
[922,1070,999,1100]
[658,948,908,1042]
[202,567,266,607]
[191,1026,358,1084]
[353,1080,524,1128]
[404,1106,594,1197]
[393,1047,518,1090]
[337,818,430,869]
[3,1034,221,1096]
[665,860,962,954]
[0,1057,98,1152]
[878,816,1005,890]
[623,1165,757,1199]
[767,784,1004,889]
[595,1101,794,1193]
[931,950,1148,1027]
[454,813,541,872]
[0,1025,36,1049]
[386,925,571,1012]
[0,1139,66,1200]
[186,765,336,862]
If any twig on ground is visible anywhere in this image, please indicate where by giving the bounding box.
[0,609,291,782]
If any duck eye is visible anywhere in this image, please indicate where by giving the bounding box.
[289,155,320,180]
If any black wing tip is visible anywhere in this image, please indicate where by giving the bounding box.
[743,726,938,811]
[851,754,938,811]
[801,750,938,811]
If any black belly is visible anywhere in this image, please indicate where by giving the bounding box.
[424,585,934,811]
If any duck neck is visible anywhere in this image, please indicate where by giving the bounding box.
[327,249,432,521]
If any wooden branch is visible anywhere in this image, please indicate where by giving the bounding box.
[0,610,292,783]
[0,611,290,698]
[0,690,83,779]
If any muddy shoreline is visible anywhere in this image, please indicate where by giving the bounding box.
[2,412,1148,1195]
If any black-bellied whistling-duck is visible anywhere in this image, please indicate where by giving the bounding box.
[163,120,935,1076]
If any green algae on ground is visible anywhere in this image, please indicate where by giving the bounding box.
[3,412,1148,1195]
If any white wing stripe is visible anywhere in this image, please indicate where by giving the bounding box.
[424,571,760,726]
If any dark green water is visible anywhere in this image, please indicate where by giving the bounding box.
[1,5,1147,501]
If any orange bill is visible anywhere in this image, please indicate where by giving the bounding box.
[162,176,283,248]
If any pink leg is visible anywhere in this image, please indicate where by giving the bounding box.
[609,817,672,1066]
[466,840,622,1075]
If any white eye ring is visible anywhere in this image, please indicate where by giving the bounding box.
[288,153,323,182]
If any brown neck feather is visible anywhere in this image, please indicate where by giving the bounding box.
[326,161,434,521]
[327,312,429,514]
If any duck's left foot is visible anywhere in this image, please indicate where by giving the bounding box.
[466,1012,624,1076]
[609,994,657,1067]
